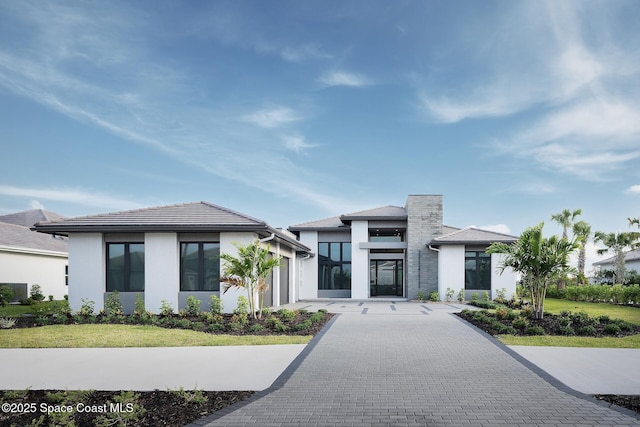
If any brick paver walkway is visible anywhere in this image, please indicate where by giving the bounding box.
[191,302,640,426]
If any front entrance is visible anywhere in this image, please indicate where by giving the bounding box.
[370,260,403,297]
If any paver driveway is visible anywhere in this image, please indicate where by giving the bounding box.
[191,302,640,426]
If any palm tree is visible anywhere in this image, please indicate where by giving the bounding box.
[572,220,592,283]
[594,231,640,285]
[220,240,281,319]
[629,217,640,229]
[488,222,579,319]
[550,209,582,289]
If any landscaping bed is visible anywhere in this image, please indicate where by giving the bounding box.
[0,389,254,427]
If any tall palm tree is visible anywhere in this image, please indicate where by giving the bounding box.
[488,222,579,319]
[593,231,640,285]
[629,217,640,229]
[220,240,281,319]
[551,209,582,239]
[572,220,592,282]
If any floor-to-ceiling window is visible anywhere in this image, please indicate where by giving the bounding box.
[180,242,220,291]
[465,251,491,291]
[318,242,351,291]
[370,259,403,296]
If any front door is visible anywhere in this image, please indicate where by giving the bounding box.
[370,260,403,297]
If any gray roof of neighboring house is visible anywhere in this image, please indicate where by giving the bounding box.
[593,249,640,266]
[289,205,408,231]
[431,227,518,245]
[0,209,66,228]
[0,222,68,253]
[33,202,310,252]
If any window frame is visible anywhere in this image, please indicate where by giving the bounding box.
[464,250,491,291]
[318,242,352,290]
[179,242,220,292]
[106,242,145,292]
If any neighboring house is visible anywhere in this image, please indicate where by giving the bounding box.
[34,196,518,314]
[592,249,640,275]
[34,202,310,314]
[289,195,517,301]
[0,209,68,301]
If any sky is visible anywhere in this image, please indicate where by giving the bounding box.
[1,1,639,273]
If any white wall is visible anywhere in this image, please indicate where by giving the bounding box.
[0,248,68,300]
[219,232,258,313]
[145,233,179,313]
[68,233,103,313]
[491,253,516,299]
[297,231,318,300]
[437,245,465,300]
[351,221,369,299]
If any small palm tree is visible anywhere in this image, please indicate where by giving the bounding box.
[550,209,582,288]
[220,240,281,319]
[488,223,579,319]
[594,231,640,285]
[629,217,640,229]
[572,220,592,282]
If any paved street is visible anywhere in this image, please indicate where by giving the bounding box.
[192,301,640,427]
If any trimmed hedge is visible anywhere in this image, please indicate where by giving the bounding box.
[546,284,640,305]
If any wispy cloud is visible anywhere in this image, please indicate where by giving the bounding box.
[627,185,640,195]
[282,134,318,154]
[0,185,143,211]
[319,71,372,88]
[242,107,302,128]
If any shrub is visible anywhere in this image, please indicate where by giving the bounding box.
[457,289,465,302]
[235,296,249,315]
[95,391,146,427]
[207,323,225,332]
[482,291,490,302]
[318,308,328,313]
[168,387,208,404]
[493,288,507,303]
[160,300,174,316]
[0,317,17,329]
[525,325,545,336]
[48,295,54,302]
[471,292,479,303]
[29,284,45,302]
[134,293,145,315]
[248,324,265,333]
[210,295,223,315]
[294,320,313,332]
[598,315,610,323]
[511,317,529,329]
[445,288,455,302]
[185,296,201,316]
[309,312,324,324]
[77,298,95,316]
[278,308,296,322]
[603,323,621,335]
[417,291,425,301]
[105,291,124,316]
[228,321,244,332]
[557,325,575,336]
[578,325,596,336]
[494,307,508,320]
[428,291,439,302]
[0,285,13,306]
[230,313,247,326]
[191,321,206,332]
[520,306,533,318]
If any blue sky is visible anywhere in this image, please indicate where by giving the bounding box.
[1,1,639,271]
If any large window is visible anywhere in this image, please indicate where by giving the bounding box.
[369,229,404,242]
[106,243,145,292]
[465,251,491,291]
[180,243,220,291]
[318,242,351,290]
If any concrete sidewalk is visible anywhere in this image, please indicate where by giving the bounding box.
[0,345,305,391]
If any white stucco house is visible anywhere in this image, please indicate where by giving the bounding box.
[0,209,68,301]
[34,195,517,314]
[592,249,640,276]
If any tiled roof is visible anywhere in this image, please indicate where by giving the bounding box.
[431,227,518,245]
[289,215,348,231]
[0,222,68,254]
[33,202,310,252]
[341,205,407,221]
[0,209,66,228]
[593,249,640,266]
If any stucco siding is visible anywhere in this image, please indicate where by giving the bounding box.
[350,221,369,299]
[68,233,103,313]
[145,233,179,314]
[0,250,68,301]
[297,231,318,300]
[437,245,465,300]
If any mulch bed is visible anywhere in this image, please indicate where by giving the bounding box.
[0,389,254,427]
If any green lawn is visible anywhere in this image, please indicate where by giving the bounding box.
[542,298,640,325]
[497,298,640,348]
[0,300,68,317]
[0,324,311,348]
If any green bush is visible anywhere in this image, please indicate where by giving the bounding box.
[417,291,425,301]
[445,288,455,302]
[134,293,145,315]
[160,300,174,316]
[209,295,223,315]
[0,285,14,306]
[578,325,596,336]
[77,298,95,316]
[309,312,324,324]
[235,296,249,316]
[603,323,621,335]
[185,296,202,316]
[294,320,313,332]
[557,325,575,336]
[278,308,296,322]
[481,291,490,302]
[525,325,545,335]
[248,324,265,333]
[511,317,529,329]
[105,291,124,315]
[29,284,45,302]
[457,289,465,302]
[428,291,439,301]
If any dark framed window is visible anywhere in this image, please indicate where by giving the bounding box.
[180,243,220,291]
[465,251,491,291]
[65,265,68,286]
[106,243,144,292]
[369,229,404,242]
[318,242,351,290]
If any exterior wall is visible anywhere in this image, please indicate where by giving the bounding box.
[219,232,258,313]
[145,233,179,314]
[68,233,103,313]
[0,248,68,301]
[406,195,443,299]
[491,253,516,300]
[437,245,465,300]
[350,221,369,299]
[297,231,318,299]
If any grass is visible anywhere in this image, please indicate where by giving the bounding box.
[0,324,312,348]
[499,334,640,348]
[0,300,68,317]
[542,298,640,325]
[496,298,640,348]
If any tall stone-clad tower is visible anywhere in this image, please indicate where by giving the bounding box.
[405,195,443,299]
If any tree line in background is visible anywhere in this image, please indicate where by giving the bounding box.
[489,210,640,320]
